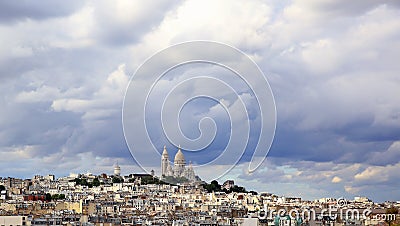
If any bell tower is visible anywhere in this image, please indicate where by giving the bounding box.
[161,146,169,176]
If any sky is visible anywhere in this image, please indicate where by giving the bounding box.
[0,0,399,202]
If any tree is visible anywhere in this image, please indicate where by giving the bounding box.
[211,180,220,187]
[51,194,66,200]
[81,179,88,186]
[73,178,81,184]
[203,180,222,193]
[92,178,100,187]
[73,178,91,186]
[231,185,247,193]
[45,193,52,202]
[112,177,122,183]
[202,181,252,194]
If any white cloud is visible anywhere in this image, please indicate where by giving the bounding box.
[355,162,400,183]
[0,0,399,201]
[332,176,342,183]
[15,85,62,103]
[133,0,272,56]
[51,64,128,117]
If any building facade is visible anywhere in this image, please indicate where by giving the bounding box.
[160,146,196,181]
[114,163,121,176]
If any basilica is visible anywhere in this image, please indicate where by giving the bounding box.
[161,146,197,182]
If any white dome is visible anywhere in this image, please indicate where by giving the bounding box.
[162,146,169,156]
[174,149,185,163]
[114,163,121,176]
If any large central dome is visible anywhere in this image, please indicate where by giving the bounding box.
[174,148,185,164]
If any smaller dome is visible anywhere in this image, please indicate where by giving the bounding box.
[162,145,168,156]
[114,162,121,176]
[114,163,120,169]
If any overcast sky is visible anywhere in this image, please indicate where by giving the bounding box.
[0,0,399,202]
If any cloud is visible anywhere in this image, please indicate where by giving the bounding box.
[90,1,181,46]
[0,1,84,23]
[368,141,400,165]
[0,0,399,202]
[332,176,342,183]
[296,0,400,17]
[130,0,272,56]
[355,162,400,184]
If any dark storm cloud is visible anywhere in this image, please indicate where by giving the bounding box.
[308,0,400,17]
[0,0,84,23]
[335,122,400,143]
[60,111,131,159]
[0,0,399,201]
[267,107,396,164]
[92,1,181,46]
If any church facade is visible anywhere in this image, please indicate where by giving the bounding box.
[161,146,196,182]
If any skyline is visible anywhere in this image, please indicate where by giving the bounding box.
[0,0,400,202]
[0,166,390,204]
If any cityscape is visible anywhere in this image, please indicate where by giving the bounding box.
[0,147,399,226]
